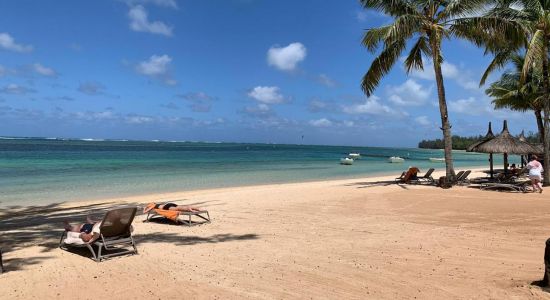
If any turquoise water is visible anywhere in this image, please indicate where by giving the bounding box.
[0,138,517,207]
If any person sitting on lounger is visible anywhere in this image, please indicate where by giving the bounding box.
[143,202,202,214]
[63,217,101,243]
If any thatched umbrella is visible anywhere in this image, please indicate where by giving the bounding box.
[466,122,496,178]
[470,120,539,177]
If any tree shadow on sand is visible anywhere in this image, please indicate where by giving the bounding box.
[135,232,259,246]
[344,180,410,189]
[0,199,254,272]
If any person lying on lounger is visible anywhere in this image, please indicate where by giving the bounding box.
[143,202,202,214]
[63,216,100,243]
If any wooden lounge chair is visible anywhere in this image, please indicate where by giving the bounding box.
[395,167,420,184]
[480,180,530,192]
[412,168,435,184]
[59,206,139,262]
[456,170,471,185]
[145,204,211,226]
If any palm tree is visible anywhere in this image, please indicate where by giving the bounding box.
[485,53,545,142]
[473,0,550,184]
[359,0,503,180]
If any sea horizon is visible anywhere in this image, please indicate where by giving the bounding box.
[0,138,514,208]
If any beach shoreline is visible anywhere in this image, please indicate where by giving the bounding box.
[0,165,486,209]
[2,166,549,299]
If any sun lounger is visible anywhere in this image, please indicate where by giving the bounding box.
[145,205,210,226]
[480,181,530,192]
[456,170,471,185]
[59,206,138,262]
[412,168,435,184]
[395,167,421,184]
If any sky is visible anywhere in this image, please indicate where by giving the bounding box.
[0,0,533,147]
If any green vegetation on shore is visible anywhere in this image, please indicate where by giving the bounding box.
[418,133,541,150]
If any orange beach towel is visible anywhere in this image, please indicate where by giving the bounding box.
[146,203,180,222]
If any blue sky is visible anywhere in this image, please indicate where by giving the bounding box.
[0,0,532,147]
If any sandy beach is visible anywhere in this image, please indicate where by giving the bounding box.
[1,168,550,299]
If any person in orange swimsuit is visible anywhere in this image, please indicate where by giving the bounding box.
[143,202,202,214]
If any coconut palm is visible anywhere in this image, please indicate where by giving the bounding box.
[485,53,545,143]
[359,0,513,180]
[473,0,550,184]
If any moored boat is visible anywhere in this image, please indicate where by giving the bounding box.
[348,153,361,160]
[340,157,354,165]
[429,157,445,162]
[388,156,405,163]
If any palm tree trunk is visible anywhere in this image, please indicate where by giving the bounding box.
[542,39,550,186]
[431,38,455,180]
[535,110,544,144]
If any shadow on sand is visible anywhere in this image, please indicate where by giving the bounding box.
[0,200,257,272]
[344,180,411,190]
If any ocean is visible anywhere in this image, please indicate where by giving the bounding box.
[0,138,515,207]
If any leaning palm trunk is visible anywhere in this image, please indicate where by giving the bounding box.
[431,38,455,179]
[544,45,550,186]
[535,110,545,144]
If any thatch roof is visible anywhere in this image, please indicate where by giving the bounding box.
[518,130,526,142]
[466,122,495,152]
[470,120,539,155]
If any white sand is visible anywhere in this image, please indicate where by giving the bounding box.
[1,169,550,299]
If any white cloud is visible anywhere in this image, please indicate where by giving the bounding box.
[247,86,286,104]
[125,114,155,124]
[448,96,524,119]
[343,120,354,127]
[124,0,178,9]
[410,60,479,91]
[136,54,176,85]
[308,98,332,113]
[386,79,431,106]
[415,116,431,126]
[317,74,336,88]
[78,82,105,95]
[128,5,173,36]
[309,118,333,127]
[0,33,32,53]
[33,63,56,76]
[267,42,306,71]
[342,95,405,117]
[0,83,35,95]
[243,103,273,118]
[136,54,171,75]
[449,97,483,115]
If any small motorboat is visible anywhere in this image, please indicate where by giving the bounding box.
[340,157,354,165]
[348,153,361,160]
[429,157,445,163]
[388,156,405,163]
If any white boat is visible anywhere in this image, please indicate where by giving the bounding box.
[429,157,445,163]
[388,156,405,163]
[340,157,354,165]
[348,153,361,160]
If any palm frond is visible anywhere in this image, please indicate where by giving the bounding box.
[479,49,513,86]
[404,36,430,73]
[440,0,494,19]
[361,39,407,96]
[451,16,527,52]
[521,29,545,84]
[359,0,417,17]
[362,25,392,53]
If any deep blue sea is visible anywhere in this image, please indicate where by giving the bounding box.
[0,138,515,207]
